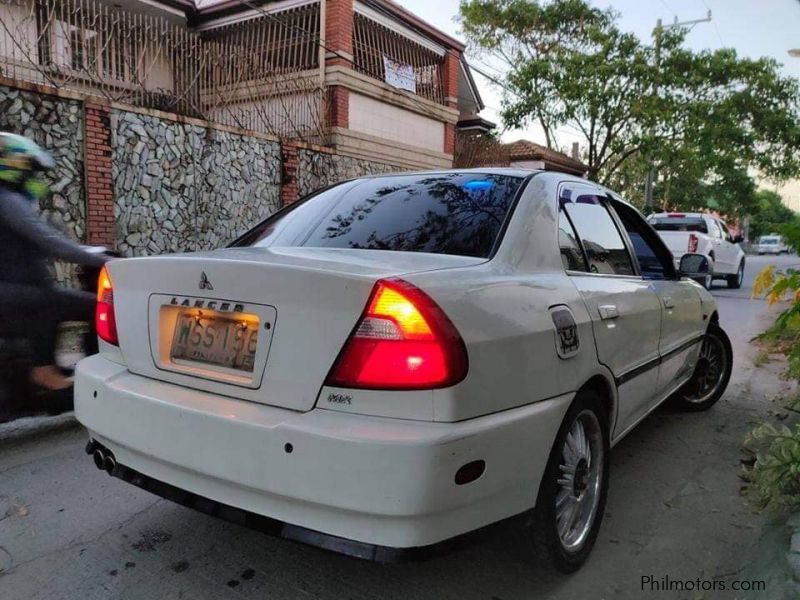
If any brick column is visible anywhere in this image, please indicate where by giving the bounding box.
[84,100,115,247]
[281,140,300,207]
[324,0,353,129]
[325,0,353,67]
[326,86,349,129]
[443,50,461,158]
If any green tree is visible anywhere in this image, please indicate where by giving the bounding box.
[748,189,798,241]
[459,0,800,216]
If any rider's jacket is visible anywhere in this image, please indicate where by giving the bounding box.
[0,186,105,286]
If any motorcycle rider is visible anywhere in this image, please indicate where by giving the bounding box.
[0,132,107,392]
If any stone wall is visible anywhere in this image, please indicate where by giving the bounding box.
[0,83,85,284]
[296,148,402,197]
[0,79,413,266]
[112,109,282,256]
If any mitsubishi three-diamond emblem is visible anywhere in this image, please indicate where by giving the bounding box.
[199,271,214,291]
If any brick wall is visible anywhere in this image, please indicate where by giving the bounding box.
[325,0,354,66]
[325,0,352,132]
[443,50,460,108]
[327,86,349,129]
[84,101,115,247]
[443,50,460,157]
[281,140,300,206]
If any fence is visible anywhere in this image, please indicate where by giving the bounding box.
[0,0,327,140]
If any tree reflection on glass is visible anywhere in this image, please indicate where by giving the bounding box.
[313,174,522,258]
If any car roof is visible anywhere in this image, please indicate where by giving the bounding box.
[649,212,706,218]
[360,167,541,180]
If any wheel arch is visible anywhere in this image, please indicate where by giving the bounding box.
[576,372,616,436]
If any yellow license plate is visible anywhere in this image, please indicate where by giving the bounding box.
[170,310,259,372]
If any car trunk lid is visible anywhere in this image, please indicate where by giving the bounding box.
[106,247,483,412]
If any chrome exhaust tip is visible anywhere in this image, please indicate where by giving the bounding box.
[92,448,106,470]
[103,454,116,476]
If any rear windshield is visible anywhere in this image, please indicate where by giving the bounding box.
[235,173,525,258]
[760,238,779,244]
[649,217,708,233]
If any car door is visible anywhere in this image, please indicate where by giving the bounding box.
[707,217,731,273]
[610,200,705,398]
[717,220,740,270]
[559,183,662,438]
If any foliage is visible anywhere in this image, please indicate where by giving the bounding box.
[458,0,800,216]
[748,190,799,241]
[744,422,800,511]
[747,267,800,510]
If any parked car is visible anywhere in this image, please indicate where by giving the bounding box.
[75,170,732,573]
[647,212,745,289]
[755,234,788,255]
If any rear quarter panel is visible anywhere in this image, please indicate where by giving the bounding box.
[406,173,613,423]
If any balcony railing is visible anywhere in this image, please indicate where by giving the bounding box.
[352,11,445,106]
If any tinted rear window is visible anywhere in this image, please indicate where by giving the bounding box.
[238,173,524,258]
[649,217,708,233]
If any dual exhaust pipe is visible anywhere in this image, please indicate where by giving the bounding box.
[86,440,117,476]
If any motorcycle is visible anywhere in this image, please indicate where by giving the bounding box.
[0,247,116,424]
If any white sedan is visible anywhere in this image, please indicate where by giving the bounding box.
[76,170,732,572]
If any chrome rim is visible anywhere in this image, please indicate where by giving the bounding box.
[683,333,727,403]
[737,264,744,286]
[556,410,604,552]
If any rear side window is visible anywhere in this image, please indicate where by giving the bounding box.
[561,190,635,276]
[558,210,587,271]
[240,173,524,258]
[650,217,708,233]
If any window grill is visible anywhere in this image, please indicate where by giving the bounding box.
[0,0,326,140]
[352,12,445,105]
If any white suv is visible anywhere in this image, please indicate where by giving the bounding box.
[648,213,746,289]
[76,171,732,573]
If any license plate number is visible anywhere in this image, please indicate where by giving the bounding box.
[170,312,259,372]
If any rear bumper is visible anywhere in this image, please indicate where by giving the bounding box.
[75,355,571,550]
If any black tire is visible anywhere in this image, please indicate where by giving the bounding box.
[529,390,610,573]
[727,260,745,289]
[669,322,733,412]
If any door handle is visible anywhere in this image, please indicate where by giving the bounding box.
[663,297,675,309]
[598,305,619,320]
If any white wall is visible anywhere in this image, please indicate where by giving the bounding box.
[348,92,444,154]
[511,160,546,170]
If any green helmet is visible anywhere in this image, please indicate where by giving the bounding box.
[0,132,55,201]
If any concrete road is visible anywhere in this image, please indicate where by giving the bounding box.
[1,255,797,600]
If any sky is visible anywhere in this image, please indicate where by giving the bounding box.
[396,0,800,148]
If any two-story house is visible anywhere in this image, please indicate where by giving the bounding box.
[0,0,485,171]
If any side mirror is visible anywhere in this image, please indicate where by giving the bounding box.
[679,253,710,284]
[733,234,744,244]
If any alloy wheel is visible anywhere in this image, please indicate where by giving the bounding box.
[555,409,604,552]
[683,333,728,404]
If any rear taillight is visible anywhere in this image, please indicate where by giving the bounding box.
[96,265,118,346]
[688,233,699,253]
[325,278,468,390]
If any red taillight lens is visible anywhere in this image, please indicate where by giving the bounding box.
[96,265,118,346]
[688,233,699,253]
[325,278,468,390]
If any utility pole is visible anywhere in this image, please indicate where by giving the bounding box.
[645,10,713,212]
